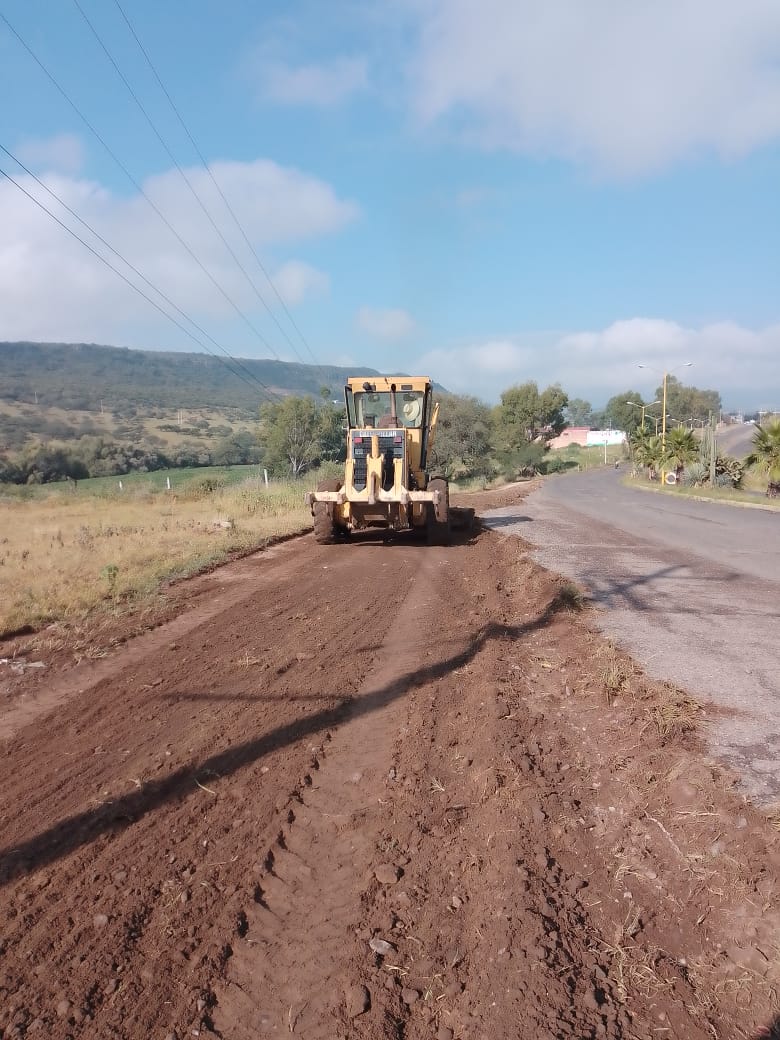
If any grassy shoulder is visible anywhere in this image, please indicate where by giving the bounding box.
[0,466,315,637]
[623,474,780,510]
[549,443,625,468]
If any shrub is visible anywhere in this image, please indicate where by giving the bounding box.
[681,462,707,486]
[180,475,227,498]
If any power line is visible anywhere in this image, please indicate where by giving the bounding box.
[0,142,282,402]
[0,8,282,365]
[73,0,297,366]
[111,0,332,380]
[0,161,282,403]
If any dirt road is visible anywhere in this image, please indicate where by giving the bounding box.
[1,488,779,1039]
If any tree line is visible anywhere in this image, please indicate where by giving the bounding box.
[0,431,262,485]
[257,382,571,483]
[2,374,745,487]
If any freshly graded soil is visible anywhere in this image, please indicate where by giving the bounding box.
[0,484,778,1039]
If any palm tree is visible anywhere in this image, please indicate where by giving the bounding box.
[663,427,698,479]
[631,428,663,479]
[745,420,780,485]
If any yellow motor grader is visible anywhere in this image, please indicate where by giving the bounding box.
[305,375,454,544]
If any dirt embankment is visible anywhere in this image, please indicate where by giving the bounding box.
[1,485,778,1040]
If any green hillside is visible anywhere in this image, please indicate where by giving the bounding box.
[0,341,379,413]
[0,342,446,482]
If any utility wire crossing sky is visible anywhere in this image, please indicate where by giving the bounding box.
[1,0,778,407]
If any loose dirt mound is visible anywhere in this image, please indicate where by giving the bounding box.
[0,485,778,1039]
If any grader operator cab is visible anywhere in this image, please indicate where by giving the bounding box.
[305,375,453,544]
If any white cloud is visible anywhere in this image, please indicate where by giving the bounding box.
[0,160,357,349]
[408,0,780,175]
[14,133,85,175]
[272,260,329,305]
[356,306,416,340]
[254,56,368,106]
[419,320,780,406]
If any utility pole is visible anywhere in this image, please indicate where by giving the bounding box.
[709,411,717,486]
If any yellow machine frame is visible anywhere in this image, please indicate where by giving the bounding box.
[306,375,447,537]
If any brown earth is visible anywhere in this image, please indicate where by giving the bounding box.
[1,483,779,1040]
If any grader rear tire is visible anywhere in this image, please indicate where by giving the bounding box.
[313,503,338,544]
[426,477,451,546]
[313,478,344,544]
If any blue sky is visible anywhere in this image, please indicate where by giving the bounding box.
[1,0,779,407]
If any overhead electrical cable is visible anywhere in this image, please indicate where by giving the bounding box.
[73,0,295,364]
[0,143,282,402]
[112,0,333,381]
[0,9,283,366]
[0,161,283,402]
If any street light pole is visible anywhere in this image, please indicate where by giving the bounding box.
[627,399,660,431]
[638,362,692,480]
[661,373,669,452]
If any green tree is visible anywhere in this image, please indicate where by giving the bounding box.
[745,419,780,483]
[603,391,644,434]
[565,398,594,426]
[316,403,347,464]
[655,377,721,423]
[493,382,567,478]
[259,397,346,477]
[495,381,568,448]
[211,430,261,466]
[260,397,320,477]
[430,394,494,481]
[16,444,90,484]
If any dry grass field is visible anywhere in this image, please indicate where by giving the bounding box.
[0,473,312,637]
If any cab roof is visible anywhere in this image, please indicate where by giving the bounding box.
[346,375,431,391]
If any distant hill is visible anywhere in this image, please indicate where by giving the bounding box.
[0,341,381,413]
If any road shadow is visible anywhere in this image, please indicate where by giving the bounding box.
[0,587,576,887]
[322,523,484,549]
[574,562,743,615]
[754,1016,780,1039]
[481,514,533,527]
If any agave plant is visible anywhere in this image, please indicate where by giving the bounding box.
[745,420,780,485]
[681,461,707,486]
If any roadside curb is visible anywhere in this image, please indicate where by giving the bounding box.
[626,480,780,514]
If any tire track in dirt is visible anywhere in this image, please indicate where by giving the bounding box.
[212,548,468,1037]
[0,541,309,741]
[1,505,779,1039]
[0,537,435,1038]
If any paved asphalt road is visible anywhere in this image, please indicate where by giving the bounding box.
[484,470,780,804]
[717,422,760,459]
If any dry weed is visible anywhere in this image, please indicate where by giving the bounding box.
[0,478,311,637]
[648,686,703,739]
